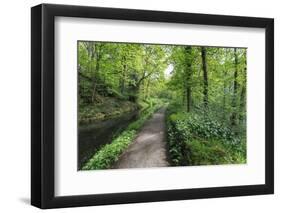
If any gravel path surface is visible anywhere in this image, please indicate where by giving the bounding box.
[114,108,169,169]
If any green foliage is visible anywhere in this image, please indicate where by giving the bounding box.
[166,103,246,166]
[82,130,136,170]
[82,104,162,170]
[127,102,162,130]
[173,113,238,144]
[79,97,138,124]
[168,46,247,126]
[106,88,127,100]
[164,46,247,167]
[78,41,247,169]
[78,41,169,107]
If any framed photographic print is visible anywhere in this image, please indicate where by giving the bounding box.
[31,3,274,209]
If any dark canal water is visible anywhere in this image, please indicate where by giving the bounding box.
[78,111,139,169]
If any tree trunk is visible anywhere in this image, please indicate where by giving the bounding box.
[185,47,192,112]
[145,79,151,99]
[91,44,101,103]
[128,73,138,102]
[223,68,227,119]
[201,47,208,109]
[186,87,191,112]
[239,54,247,124]
[119,56,127,94]
[239,85,246,123]
[231,48,239,126]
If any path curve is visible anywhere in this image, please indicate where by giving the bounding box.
[113,108,169,169]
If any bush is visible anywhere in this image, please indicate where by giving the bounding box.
[82,130,136,170]
[166,103,246,166]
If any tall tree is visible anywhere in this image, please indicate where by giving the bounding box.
[91,44,101,103]
[239,50,247,124]
[119,55,127,94]
[185,46,192,112]
[201,47,208,109]
[231,48,239,126]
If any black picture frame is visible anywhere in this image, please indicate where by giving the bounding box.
[31,3,274,209]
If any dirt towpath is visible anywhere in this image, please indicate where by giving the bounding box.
[114,108,169,169]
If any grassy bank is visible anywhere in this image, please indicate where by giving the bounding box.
[82,100,163,170]
[166,103,246,166]
[79,96,138,125]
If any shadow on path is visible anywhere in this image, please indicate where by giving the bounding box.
[113,108,169,169]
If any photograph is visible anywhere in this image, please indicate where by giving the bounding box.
[78,41,247,170]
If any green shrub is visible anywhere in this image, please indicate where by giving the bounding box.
[166,103,246,166]
[82,130,136,170]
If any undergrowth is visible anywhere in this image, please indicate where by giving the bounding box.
[166,103,246,166]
